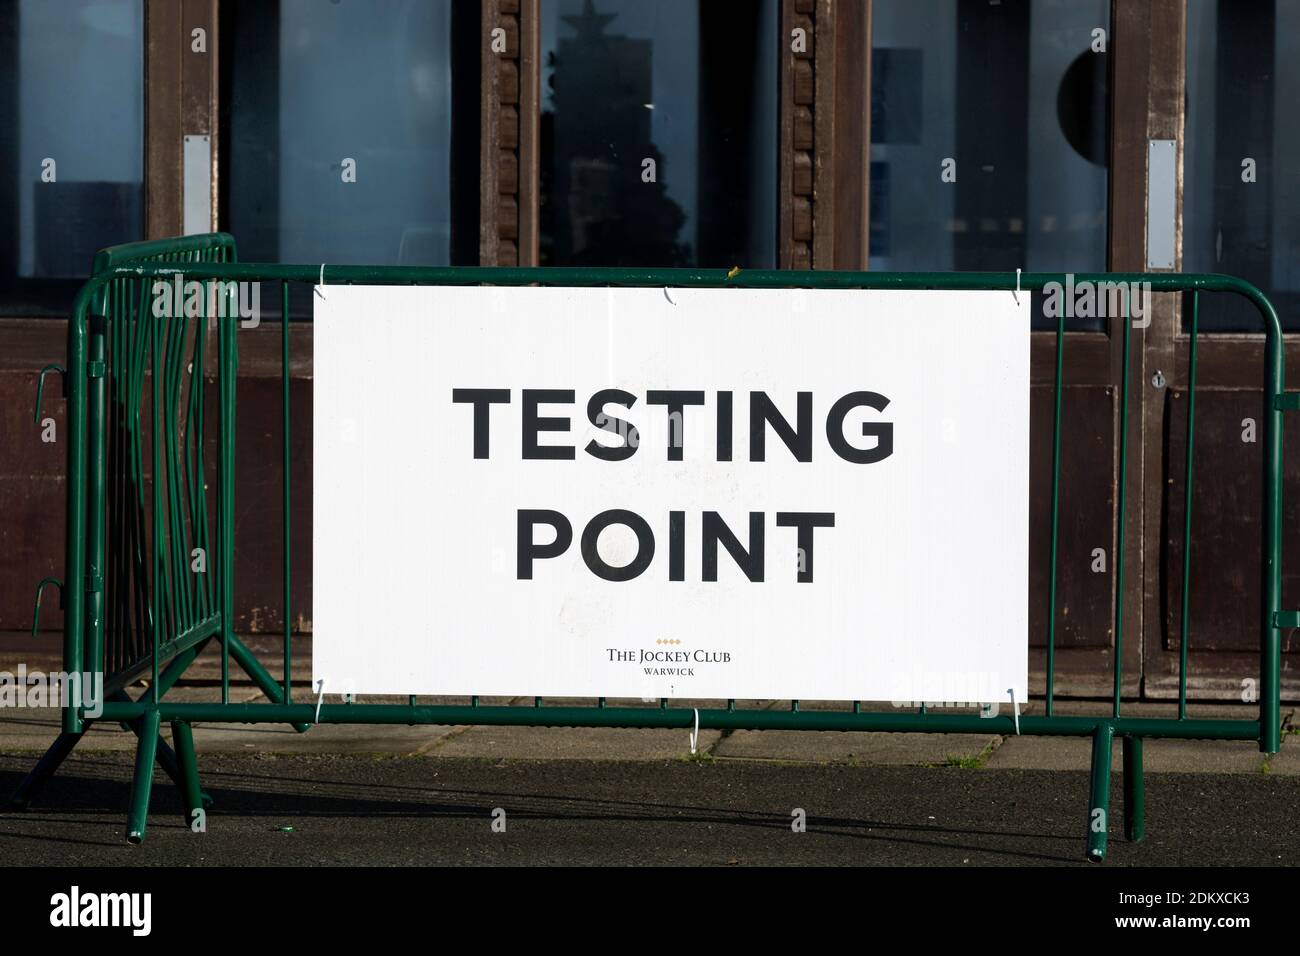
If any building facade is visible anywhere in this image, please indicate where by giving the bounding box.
[2,0,1297,700]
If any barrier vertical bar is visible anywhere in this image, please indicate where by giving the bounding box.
[105,280,120,676]
[1045,307,1065,715]
[151,293,162,701]
[220,305,235,704]
[1261,295,1283,755]
[283,281,292,701]
[1178,292,1199,719]
[189,283,210,622]
[1112,296,1133,717]
[85,277,109,706]
[168,279,194,635]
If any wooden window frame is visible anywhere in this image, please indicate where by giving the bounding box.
[480,0,540,267]
[778,0,871,271]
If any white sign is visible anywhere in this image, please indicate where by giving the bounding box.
[313,286,1029,704]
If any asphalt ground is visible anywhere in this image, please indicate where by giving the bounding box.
[0,752,1294,867]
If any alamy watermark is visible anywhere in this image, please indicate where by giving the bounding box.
[0,664,102,718]
[1042,273,1152,328]
[152,274,261,328]
[50,886,150,936]
[888,670,1014,715]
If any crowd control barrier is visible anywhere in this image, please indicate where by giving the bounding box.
[9,233,1288,861]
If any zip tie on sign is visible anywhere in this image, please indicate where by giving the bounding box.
[1009,687,1021,735]
[315,264,327,300]
[315,677,327,723]
[689,708,700,755]
[1013,267,1022,306]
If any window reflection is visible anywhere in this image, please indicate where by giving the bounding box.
[540,0,777,268]
[223,0,463,267]
[1185,0,1300,331]
[0,0,143,313]
[871,0,1109,328]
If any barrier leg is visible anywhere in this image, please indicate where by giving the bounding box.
[112,688,188,795]
[171,721,208,829]
[126,709,160,844]
[1123,736,1145,843]
[8,731,84,810]
[1086,723,1114,862]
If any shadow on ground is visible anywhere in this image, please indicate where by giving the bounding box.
[1,752,1293,866]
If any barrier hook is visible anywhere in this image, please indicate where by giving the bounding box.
[31,577,64,637]
[34,364,67,423]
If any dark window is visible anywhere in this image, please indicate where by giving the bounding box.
[870,0,1110,330]
[540,0,778,268]
[872,49,922,145]
[0,0,144,315]
[220,0,478,269]
[869,160,891,257]
[1185,0,1300,331]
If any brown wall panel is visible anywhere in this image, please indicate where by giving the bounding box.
[1164,389,1300,657]
[1028,385,1115,649]
[228,376,313,635]
[0,372,66,632]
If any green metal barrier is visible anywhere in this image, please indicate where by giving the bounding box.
[10,233,1289,861]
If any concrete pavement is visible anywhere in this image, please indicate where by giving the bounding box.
[1,691,1295,772]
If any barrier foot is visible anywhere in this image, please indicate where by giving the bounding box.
[224,633,310,733]
[1123,736,1145,843]
[126,710,161,844]
[8,730,84,810]
[1085,723,1114,862]
[171,721,210,829]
